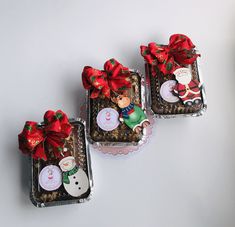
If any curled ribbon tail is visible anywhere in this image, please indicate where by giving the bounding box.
[32,143,47,161]
[172,50,200,65]
[45,136,63,158]
[90,88,102,98]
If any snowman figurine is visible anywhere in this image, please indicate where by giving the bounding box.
[173,68,202,106]
[59,156,89,197]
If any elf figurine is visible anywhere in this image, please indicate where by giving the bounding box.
[112,94,150,133]
[173,68,202,106]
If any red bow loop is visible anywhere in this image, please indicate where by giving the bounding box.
[148,43,170,63]
[44,110,72,137]
[18,110,72,161]
[169,34,200,65]
[104,58,132,93]
[82,66,110,98]
[82,58,132,98]
[18,121,44,153]
[140,34,200,76]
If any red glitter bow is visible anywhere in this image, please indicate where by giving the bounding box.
[82,58,132,98]
[140,34,200,76]
[18,110,72,161]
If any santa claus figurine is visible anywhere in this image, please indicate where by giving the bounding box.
[173,68,202,106]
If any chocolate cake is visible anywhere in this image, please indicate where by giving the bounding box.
[30,120,92,207]
[87,71,143,144]
[146,60,206,117]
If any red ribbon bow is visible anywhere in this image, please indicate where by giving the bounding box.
[140,34,200,76]
[82,58,132,98]
[18,110,72,161]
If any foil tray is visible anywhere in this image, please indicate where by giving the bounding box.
[29,118,93,207]
[145,52,207,119]
[82,69,155,154]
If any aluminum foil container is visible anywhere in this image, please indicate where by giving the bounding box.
[82,69,155,155]
[144,52,207,119]
[30,118,93,207]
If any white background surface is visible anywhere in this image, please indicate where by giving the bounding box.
[1,0,235,227]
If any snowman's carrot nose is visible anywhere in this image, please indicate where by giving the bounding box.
[63,162,69,166]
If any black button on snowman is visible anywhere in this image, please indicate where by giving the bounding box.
[58,155,89,197]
